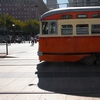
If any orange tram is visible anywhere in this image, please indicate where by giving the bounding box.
[38,6,100,65]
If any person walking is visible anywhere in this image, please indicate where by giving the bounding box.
[30,36,34,46]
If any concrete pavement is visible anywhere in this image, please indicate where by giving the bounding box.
[0,42,38,59]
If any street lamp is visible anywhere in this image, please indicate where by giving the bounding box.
[12,24,15,27]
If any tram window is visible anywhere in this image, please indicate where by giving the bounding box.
[61,25,73,35]
[76,24,89,34]
[91,24,100,34]
[77,14,88,18]
[42,22,48,35]
[50,22,57,34]
[92,14,100,18]
[61,14,72,19]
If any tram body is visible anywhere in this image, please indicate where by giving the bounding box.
[38,6,100,65]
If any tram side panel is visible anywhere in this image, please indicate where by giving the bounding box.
[38,36,88,62]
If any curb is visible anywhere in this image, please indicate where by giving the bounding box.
[0,54,6,58]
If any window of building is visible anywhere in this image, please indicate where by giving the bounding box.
[86,0,90,6]
[76,24,89,34]
[92,14,100,18]
[77,14,88,18]
[91,24,100,34]
[32,8,35,11]
[18,0,20,3]
[6,8,8,11]
[61,25,73,35]
[61,14,72,19]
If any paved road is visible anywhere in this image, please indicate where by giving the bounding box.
[0,42,100,100]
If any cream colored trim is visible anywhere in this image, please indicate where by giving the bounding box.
[40,22,42,35]
[58,18,100,36]
[40,18,100,37]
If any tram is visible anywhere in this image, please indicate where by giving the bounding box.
[38,6,100,65]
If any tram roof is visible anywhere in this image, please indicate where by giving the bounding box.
[41,6,100,20]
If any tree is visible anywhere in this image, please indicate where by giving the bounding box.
[1,14,15,35]
[12,20,25,36]
[24,19,40,36]
[0,14,40,37]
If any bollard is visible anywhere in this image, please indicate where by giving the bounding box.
[6,42,8,55]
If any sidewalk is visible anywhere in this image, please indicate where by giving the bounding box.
[0,42,38,59]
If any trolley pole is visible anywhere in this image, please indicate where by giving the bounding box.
[6,42,8,55]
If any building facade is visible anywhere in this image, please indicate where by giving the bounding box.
[68,0,100,7]
[46,0,59,10]
[0,0,48,21]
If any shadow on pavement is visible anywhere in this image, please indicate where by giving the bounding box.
[0,53,18,58]
[36,62,100,97]
[0,53,6,58]
[3,55,18,58]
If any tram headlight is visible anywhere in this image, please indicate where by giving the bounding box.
[37,52,43,56]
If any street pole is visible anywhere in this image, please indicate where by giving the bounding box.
[6,42,8,55]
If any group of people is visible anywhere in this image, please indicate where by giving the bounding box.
[4,35,26,44]
[0,34,38,46]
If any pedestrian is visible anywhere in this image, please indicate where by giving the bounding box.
[31,36,34,46]
[34,36,37,43]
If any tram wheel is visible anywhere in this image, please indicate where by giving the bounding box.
[80,55,96,65]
